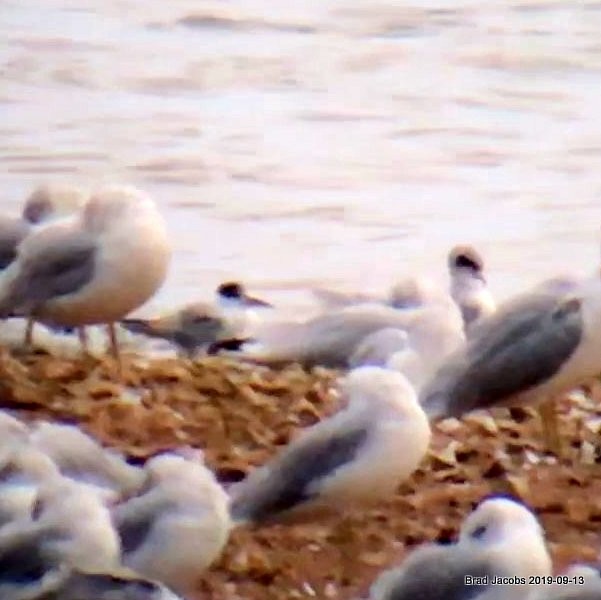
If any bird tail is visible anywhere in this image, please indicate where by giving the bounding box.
[418,387,452,421]
[120,318,157,337]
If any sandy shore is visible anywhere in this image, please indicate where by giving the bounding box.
[0,348,599,599]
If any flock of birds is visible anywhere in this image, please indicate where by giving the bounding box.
[0,183,600,599]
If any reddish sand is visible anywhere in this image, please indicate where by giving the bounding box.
[0,349,599,599]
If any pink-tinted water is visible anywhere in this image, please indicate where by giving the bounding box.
[2,1,601,313]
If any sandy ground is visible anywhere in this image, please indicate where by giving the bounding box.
[0,348,599,599]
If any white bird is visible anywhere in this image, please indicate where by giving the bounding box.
[231,300,464,370]
[419,272,601,454]
[112,452,231,594]
[0,445,59,527]
[24,569,185,600]
[29,422,145,499]
[447,245,496,333]
[0,477,121,598]
[0,185,171,359]
[229,367,431,524]
[29,477,121,571]
[0,183,86,272]
[21,183,87,225]
[369,496,551,600]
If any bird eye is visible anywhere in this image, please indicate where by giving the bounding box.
[470,525,487,539]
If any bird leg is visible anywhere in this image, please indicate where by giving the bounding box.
[77,327,90,355]
[537,398,563,457]
[327,514,358,586]
[107,323,123,374]
[23,317,35,349]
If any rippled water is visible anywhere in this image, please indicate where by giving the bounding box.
[2,0,601,314]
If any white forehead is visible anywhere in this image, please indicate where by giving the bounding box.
[460,498,542,542]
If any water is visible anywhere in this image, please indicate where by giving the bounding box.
[2,0,601,315]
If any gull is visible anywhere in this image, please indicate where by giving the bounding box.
[29,422,145,499]
[231,300,464,370]
[0,183,86,272]
[112,452,231,594]
[21,183,87,225]
[229,367,431,524]
[0,185,171,360]
[0,445,59,527]
[23,569,184,600]
[0,477,121,598]
[369,496,551,600]
[419,272,599,454]
[448,245,496,333]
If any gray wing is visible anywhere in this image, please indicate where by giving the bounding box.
[230,424,369,523]
[420,293,583,418]
[1,232,96,315]
[113,496,174,555]
[120,317,223,355]
[36,571,170,600]
[290,307,411,368]
[0,218,29,270]
[0,526,59,587]
[372,544,493,600]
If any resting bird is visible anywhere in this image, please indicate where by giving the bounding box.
[447,245,496,333]
[0,445,59,527]
[112,453,231,594]
[0,183,86,272]
[0,185,171,360]
[25,569,184,600]
[369,496,551,600]
[230,367,431,524]
[121,301,230,356]
[419,271,598,454]
[121,281,271,356]
[0,477,121,598]
[29,422,144,499]
[229,300,464,370]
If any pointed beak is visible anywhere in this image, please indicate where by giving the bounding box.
[243,294,273,308]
